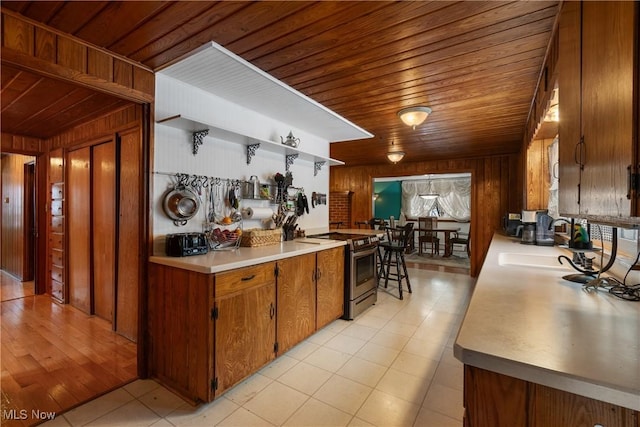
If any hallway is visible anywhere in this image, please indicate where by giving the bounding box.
[1,270,34,302]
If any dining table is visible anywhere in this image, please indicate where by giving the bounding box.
[412,226,461,257]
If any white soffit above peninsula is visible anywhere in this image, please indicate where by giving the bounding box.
[157,42,373,143]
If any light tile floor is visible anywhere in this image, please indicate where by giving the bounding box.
[43,268,475,427]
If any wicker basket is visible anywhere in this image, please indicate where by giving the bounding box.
[240,228,282,247]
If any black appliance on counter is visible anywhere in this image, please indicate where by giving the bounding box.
[308,233,379,320]
[166,232,209,257]
[502,213,522,237]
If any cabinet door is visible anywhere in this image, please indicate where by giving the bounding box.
[92,141,116,322]
[49,148,64,183]
[148,264,213,403]
[529,383,637,427]
[215,280,275,396]
[67,147,91,313]
[557,0,582,217]
[276,253,316,354]
[463,366,528,427]
[316,247,344,329]
[579,1,636,217]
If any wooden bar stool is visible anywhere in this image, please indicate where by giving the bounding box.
[379,223,413,299]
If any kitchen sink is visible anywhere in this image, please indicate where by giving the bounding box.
[498,252,570,270]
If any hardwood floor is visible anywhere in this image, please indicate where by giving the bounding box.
[1,270,34,302]
[1,291,137,427]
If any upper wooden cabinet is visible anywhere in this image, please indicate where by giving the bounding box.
[558,1,638,220]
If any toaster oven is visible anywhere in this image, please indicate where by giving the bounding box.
[166,233,209,257]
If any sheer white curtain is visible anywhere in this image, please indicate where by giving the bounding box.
[401,177,471,221]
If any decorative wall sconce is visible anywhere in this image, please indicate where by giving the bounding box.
[397,106,432,129]
[373,193,379,201]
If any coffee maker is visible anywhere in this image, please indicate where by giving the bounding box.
[502,213,522,236]
[520,210,537,244]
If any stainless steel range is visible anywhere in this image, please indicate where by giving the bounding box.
[309,233,379,319]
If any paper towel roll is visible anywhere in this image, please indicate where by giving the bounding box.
[242,207,274,220]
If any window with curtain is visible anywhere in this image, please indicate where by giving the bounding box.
[401,176,471,221]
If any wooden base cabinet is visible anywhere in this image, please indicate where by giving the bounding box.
[149,247,345,403]
[464,366,639,427]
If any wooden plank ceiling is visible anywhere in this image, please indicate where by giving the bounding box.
[2,1,559,165]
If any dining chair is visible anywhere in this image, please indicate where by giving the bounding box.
[449,230,470,257]
[418,216,440,256]
[368,217,386,229]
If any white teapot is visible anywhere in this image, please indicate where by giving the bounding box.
[280,131,300,148]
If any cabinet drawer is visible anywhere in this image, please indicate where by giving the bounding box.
[215,262,275,297]
[50,233,63,250]
[51,200,64,216]
[50,279,64,302]
[50,216,64,233]
[51,183,64,200]
[50,249,63,267]
[51,265,64,283]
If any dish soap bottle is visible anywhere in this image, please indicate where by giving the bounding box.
[572,224,593,250]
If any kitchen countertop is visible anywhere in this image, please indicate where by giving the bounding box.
[454,233,640,410]
[149,238,347,274]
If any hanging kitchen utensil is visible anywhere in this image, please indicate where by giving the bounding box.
[208,184,215,223]
[162,184,201,226]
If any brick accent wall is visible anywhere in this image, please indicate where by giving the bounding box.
[329,191,353,228]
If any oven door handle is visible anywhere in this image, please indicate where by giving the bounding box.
[352,246,377,259]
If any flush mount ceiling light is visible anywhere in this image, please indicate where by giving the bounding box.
[387,151,405,163]
[387,140,405,163]
[397,106,432,129]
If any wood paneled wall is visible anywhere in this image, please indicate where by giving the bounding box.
[1,9,154,103]
[47,105,141,149]
[1,134,44,155]
[1,153,35,279]
[330,154,523,277]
